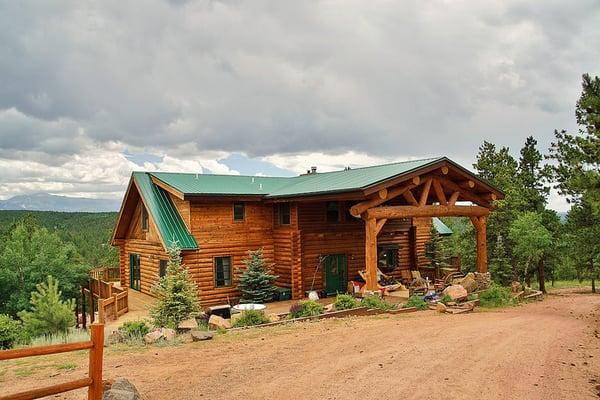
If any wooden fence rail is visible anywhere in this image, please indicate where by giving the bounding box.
[90,267,120,282]
[81,278,128,325]
[0,323,104,400]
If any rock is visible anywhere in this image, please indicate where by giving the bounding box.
[162,328,176,341]
[267,313,280,322]
[178,318,198,331]
[208,314,231,330]
[511,281,523,293]
[442,285,468,300]
[230,312,242,325]
[191,330,214,341]
[457,273,477,293]
[103,378,140,400]
[144,329,164,344]
[323,303,334,313]
[436,302,447,313]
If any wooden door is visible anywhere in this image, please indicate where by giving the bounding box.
[324,254,347,295]
[129,253,141,291]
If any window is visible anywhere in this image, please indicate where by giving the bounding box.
[326,201,340,223]
[214,256,232,288]
[378,246,399,271]
[278,203,290,225]
[159,260,167,278]
[141,206,149,231]
[233,202,245,221]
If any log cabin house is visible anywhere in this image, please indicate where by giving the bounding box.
[111,157,503,306]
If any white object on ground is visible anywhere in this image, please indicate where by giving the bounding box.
[233,303,266,312]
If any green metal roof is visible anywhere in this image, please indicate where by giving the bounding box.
[148,157,444,198]
[432,217,453,236]
[133,172,198,250]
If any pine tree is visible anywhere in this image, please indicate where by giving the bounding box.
[238,249,278,303]
[150,244,199,328]
[18,276,75,338]
[518,136,551,212]
[489,235,512,285]
[425,225,450,270]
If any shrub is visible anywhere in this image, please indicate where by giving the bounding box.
[237,249,278,303]
[118,320,151,340]
[0,314,27,349]
[333,293,359,311]
[288,300,324,319]
[479,284,515,308]
[232,310,271,327]
[18,276,75,338]
[439,294,453,305]
[403,295,428,310]
[150,244,200,329]
[362,295,396,310]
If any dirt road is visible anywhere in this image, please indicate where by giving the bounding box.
[3,291,600,399]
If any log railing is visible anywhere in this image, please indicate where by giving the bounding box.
[0,323,104,400]
[90,267,120,282]
[82,278,128,324]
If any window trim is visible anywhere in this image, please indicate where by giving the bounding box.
[233,202,245,222]
[278,203,291,226]
[213,256,233,288]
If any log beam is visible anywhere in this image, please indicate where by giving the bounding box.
[366,205,489,220]
[432,179,447,205]
[470,216,488,273]
[375,218,387,236]
[436,176,490,207]
[448,191,460,205]
[350,181,419,217]
[459,180,475,189]
[419,178,433,206]
[377,188,388,200]
[364,218,378,291]
[402,189,419,206]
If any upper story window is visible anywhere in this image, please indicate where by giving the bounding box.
[326,201,340,223]
[278,203,290,225]
[233,202,245,221]
[141,206,149,231]
[214,256,232,288]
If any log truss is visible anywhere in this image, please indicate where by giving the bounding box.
[355,165,500,291]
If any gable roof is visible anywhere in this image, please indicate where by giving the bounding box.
[131,172,198,250]
[150,157,448,199]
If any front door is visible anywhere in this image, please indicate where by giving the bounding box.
[129,253,141,291]
[324,254,347,295]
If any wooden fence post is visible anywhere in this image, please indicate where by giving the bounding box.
[81,287,87,329]
[88,323,104,400]
[98,299,105,324]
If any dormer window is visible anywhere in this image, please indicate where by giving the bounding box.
[142,206,149,231]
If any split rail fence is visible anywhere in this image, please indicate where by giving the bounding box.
[80,277,128,325]
[0,323,104,400]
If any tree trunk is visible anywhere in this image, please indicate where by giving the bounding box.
[590,259,596,294]
[592,278,596,294]
[538,259,546,294]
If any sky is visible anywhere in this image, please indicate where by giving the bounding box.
[1,1,599,212]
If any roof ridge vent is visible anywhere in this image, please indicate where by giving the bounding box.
[259,183,263,190]
[252,177,255,183]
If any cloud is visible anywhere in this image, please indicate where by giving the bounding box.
[0,0,598,209]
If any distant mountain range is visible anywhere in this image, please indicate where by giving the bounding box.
[0,193,121,212]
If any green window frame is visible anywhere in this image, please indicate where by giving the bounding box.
[233,202,245,221]
[214,256,232,288]
[278,203,290,225]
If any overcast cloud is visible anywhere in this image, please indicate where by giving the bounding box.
[1,0,599,211]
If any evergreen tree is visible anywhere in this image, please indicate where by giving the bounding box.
[518,136,551,212]
[150,244,199,328]
[549,73,600,208]
[18,276,75,338]
[238,249,278,303]
[425,225,451,270]
[564,200,600,292]
[489,235,512,286]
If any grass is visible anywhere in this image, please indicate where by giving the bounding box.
[55,362,78,371]
[532,279,594,291]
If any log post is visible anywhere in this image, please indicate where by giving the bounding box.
[88,323,104,400]
[364,217,378,291]
[472,216,488,273]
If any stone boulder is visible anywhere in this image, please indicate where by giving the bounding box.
[178,318,198,331]
[208,314,231,330]
[436,302,447,313]
[191,330,214,341]
[103,378,140,400]
[457,273,477,293]
[143,328,177,344]
[442,285,468,300]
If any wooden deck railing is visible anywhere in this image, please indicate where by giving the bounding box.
[90,267,120,282]
[0,323,104,400]
[82,278,128,324]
